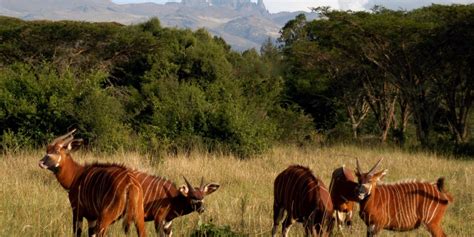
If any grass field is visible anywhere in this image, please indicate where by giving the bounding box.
[0,145,472,236]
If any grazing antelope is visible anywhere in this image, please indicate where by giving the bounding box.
[355,158,454,237]
[272,165,334,237]
[124,172,220,236]
[329,166,358,230]
[39,129,146,237]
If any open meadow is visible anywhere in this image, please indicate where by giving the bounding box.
[0,145,472,236]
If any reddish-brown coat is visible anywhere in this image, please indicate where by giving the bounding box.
[128,171,220,236]
[272,165,334,237]
[329,166,358,228]
[39,130,146,237]
[355,159,453,237]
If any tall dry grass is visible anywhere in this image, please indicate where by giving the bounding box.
[0,145,472,236]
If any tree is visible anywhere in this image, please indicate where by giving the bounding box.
[426,5,474,144]
[278,13,308,46]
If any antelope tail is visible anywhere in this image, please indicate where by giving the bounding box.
[436,177,454,203]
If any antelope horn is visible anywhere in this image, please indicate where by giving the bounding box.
[200,177,205,189]
[61,135,75,148]
[356,158,362,174]
[51,129,77,147]
[183,176,195,192]
[368,158,384,176]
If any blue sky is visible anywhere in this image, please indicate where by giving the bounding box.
[112,0,474,13]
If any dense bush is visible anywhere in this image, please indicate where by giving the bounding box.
[0,63,131,151]
[0,17,310,157]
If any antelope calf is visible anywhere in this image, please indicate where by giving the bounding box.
[272,165,334,237]
[355,158,453,237]
[124,172,220,236]
[39,130,146,237]
[329,166,358,230]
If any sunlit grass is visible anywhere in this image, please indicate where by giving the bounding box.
[0,145,472,236]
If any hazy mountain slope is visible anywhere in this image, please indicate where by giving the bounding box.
[0,0,317,50]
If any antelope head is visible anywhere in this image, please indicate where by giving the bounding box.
[178,176,220,214]
[354,158,387,201]
[39,129,83,172]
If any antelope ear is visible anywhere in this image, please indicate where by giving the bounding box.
[343,166,354,179]
[179,185,189,197]
[203,183,220,195]
[373,169,388,181]
[66,139,83,152]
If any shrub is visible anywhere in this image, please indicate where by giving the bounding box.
[0,63,131,152]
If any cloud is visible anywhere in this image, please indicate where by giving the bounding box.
[338,0,369,11]
[264,1,322,12]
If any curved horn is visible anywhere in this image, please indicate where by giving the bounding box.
[368,158,384,176]
[183,176,195,192]
[61,135,75,148]
[356,158,362,174]
[51,129,77,146]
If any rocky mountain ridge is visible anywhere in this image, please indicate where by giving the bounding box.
[0,0,316,50]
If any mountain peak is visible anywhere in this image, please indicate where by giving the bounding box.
[182,0,267,12]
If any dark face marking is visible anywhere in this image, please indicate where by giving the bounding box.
[187,188,205,213]
[39,145,63,172]
[180,179,219,214]
[356,172,373,200]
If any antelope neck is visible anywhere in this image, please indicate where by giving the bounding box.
[55,156,84,190]
[360,186,377,207]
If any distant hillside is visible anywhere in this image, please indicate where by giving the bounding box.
[0,0,317,50]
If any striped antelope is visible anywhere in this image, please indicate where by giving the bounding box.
[329,166,358,230]
[272,165,334,237]
[355,158,454,237]
[124,172,220,236]
[39,130,146,237]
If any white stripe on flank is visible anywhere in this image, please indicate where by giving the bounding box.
[388,186,396,226]
[103,170,128,212]
[380,186,386,225]
[95,168,118,204]
[94,169,110,214]
[410,183,418,224]
[427,184,440,224]
[423,183,431,222]
[399,184,409,227]
[421,184,429,223]
[398,185,407,227]
[390,186,400,226]
[425,183,436,224]
[141,175,152,199]
[393,185,402,227]
[406,183,415,225]
[98,168,121,212]
[142,176,153,203]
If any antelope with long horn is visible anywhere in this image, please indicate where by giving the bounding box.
[355,158,453,237]
[123,173,220,236]
[39,129,146,237]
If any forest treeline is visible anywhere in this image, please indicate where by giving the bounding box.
[0,4,473,157]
